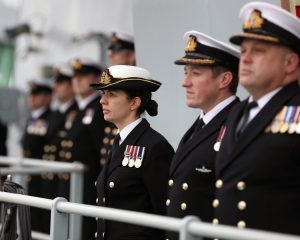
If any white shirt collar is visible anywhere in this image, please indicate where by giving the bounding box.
[200,95,236,124]
[118,118,143,145]
[31,107,47,119]
[58,99,74,113]
[247,87,282,123]
[76,92,99,110]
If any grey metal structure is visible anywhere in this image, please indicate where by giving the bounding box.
[0,192,299,240]
[0,157,85,240]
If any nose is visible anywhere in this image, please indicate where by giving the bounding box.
[240,49,252,64]
[100,94,107,105]
[182,75,191,88]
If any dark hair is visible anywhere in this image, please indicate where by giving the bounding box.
[211,65,239,94]
[123,89,158,116]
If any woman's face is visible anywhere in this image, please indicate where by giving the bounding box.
[100,89,139,129]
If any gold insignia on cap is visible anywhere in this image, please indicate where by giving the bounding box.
[111,32,118,43]
[243,10,264,30]
[72,59,82,70]
[185,35,197,52]
[100,70,112,85]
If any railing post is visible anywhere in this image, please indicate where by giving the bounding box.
[180,216,202,240]
[50,197,68,240]
[69,164,83,240]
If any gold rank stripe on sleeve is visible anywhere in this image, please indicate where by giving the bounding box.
[265,106,300,134]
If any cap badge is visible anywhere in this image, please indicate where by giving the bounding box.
[243,10,264,30]
[100,70,112,85]
[185,35,197,52]
[111,32,118,43]
[72,59,82,70]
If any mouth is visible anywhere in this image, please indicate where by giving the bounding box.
[239,68,252,76]
[102,109,110,115]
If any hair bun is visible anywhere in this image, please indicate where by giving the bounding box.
[146,99,158,116]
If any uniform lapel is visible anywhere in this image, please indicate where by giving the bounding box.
[169,98,239,175]
[220,82,300,173]
[106,119,149,178]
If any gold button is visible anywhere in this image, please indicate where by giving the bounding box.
[237,201,247,210]
[110,139,114,145]
[103,137,109,144]
[100,158,106,166]
[42,154,48,160]
[95,181,97,187]
[96,198,99,204]
[168,179,174,187]
[237,181,246,191]
[182,183,188,190]
[237,220,246,228]
[67,141,73,148]
[215,179,223,188]
[103,197,105,203]
[100,148,107,155]
[43,145,50,152]
[112,128,118,135]
[109,182,114,188]
[50,145,57,152]
[59,150,65,158]
[166,199,170,206]
[95,232,97,238]
[212,218,219,225]
[65,152,72,159]
[212,199,220,208]
[49,154,55,161]
[104,127,111,134]
[181,202,187,210]
[61,140,66,147]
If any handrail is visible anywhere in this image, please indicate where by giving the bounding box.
[0,192,299,240]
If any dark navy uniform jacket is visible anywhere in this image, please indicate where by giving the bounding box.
[96,119,174,240]
[215,81,300,235]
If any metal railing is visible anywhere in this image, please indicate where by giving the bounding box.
[0,192,299,240]
[0,156,85,240]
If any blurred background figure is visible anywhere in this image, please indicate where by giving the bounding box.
[107,31,136,66]
[58,57,112,239]
[0,121,7,156]
[21,78,53,233]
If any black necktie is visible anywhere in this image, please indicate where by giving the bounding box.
[111,133,120,158]
[189,118,205,140]
[236,101,258,137]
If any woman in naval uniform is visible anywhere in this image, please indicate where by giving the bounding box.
[91,65,174,240]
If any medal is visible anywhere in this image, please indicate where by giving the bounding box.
[135,147,145,168]
[271,106,287,134]
[82,109,94,125]
[122,145,131,166]
[214,126,226,152]
[280,106,294,133]
[289,106,300,134]
[128,146,137,167]
[134,158,142,168]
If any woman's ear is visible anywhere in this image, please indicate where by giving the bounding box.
[130,97,141,111]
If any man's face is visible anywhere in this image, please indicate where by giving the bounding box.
[182,65,221,112]
[239,39,289,99]
[108,50,135,66]
[27,93,52,110]
[53,81,74,102]
[72,73,98,98]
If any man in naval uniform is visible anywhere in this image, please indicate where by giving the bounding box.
[107,31,136,66]
[214,2,300,236]
[59,58,111,239]
[21,79,53,233]
[166,30,240,240]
